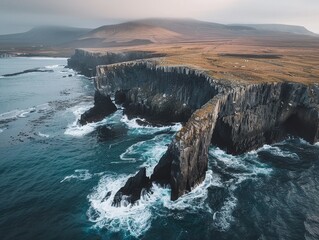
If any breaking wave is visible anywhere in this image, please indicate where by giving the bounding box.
[38,132,50,138]
[0,107,36,122]
[259,144,300,159]
[44,64,60,69]
[61,169,93,183]
[64,104,95,137]
[120,115,182,135]
[116,134,172,175]
[87,137,275,238]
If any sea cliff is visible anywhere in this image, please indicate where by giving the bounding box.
[67,49,163,77]
[69,50,319,203]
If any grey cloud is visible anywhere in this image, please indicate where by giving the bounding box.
[0,0,318,34]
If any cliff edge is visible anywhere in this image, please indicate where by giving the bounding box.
[69,50,319,204]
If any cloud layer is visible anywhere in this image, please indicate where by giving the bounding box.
[0,0,318,34]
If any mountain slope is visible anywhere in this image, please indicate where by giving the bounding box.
[81,22,182,43]
[230,23,316,36]
[0,26,91,47]
[0,19,317,50]
[75,19,318,48]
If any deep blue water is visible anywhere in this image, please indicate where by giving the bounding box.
[1,57,319,240]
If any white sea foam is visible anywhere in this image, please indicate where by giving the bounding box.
[210,147,273,177]
[88,146,273,236]
[44,64,60,69]
[64,121,97,137]
[64,104,94,137]
[163,170,221,212]
[36,103,50,111]
[87,132,179,237]
[259,144,300,159]
[86,123,275,236]
[64,105,123,137]
[0,107,36,121]
[207,147,273,229]
[213,195,238,231]
[87,174,155,238]
[38,132,49,138]
[18,107,36,118]
[30,57,67,60]
[119,134,172,175]
[120,115,182,135]
[87,168,231,237]
[0,110,22,121]
[0,128,4,133]
[61,169,93,183]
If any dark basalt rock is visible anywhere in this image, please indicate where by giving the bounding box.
[81,59,319,203]
[95,61,223,124]
[151,147,174,185]
[96,125,127,141]
[112,168,151,206]
[2,68,53,77]
[79,91,117,125]
[67,49,163,77]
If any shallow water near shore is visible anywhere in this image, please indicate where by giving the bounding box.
[1,57,319,240]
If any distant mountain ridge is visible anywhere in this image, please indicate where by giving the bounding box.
[0,19,317,49]
[230,23,316,36]
[0,26,91,47]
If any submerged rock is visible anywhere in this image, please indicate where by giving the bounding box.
[112,168,151,206]
[79,91,117,125]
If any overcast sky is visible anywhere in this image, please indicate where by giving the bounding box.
[0,0,318,34]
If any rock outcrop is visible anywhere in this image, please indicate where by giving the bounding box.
[112,168,151,206]
[152,96,225,200]
[70,54,319,203]
[79,91,117,125]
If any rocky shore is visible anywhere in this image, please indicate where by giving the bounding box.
[69,50,319,204]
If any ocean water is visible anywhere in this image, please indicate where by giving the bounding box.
[1,57,319,240]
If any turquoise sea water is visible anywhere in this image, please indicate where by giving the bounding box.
[1,57,319,240]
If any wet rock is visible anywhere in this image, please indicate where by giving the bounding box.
[112,168,151,206]
[96,125,127,141]
[2,68,53,77]
[79,91,117,125]
[102,191,112,202]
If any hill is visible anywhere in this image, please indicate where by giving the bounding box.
[0,18,318,56]
[0,26,91,47]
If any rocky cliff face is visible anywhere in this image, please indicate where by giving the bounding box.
[154,82,319,200]
[79,57,319,204]
[211,82,319,154]
[95,61,228,123]
[67,49,163,77]
[152,96,225,200]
